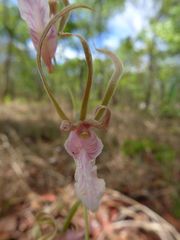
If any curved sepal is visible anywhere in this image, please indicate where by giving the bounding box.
[95,48,123,120]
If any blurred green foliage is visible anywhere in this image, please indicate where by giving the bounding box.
[0,0,179,117]
[0,0,179,228]
[122,138,175,164]
[172,196,180,218]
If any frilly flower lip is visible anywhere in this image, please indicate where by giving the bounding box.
[64,123,105,212]
[18,0,57,72]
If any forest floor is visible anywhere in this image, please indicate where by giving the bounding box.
[0,101,179,240]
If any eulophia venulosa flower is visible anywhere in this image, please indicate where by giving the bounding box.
[62,45,123,211]
[34,3,123,212]
[64,122,105,212]
[18,0,57,72]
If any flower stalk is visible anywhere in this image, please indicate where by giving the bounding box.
[62,200,81,233]
[84,206,90,240]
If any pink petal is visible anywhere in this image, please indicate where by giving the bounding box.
[30,26,57,72]
[74,150,105,211]
[64,128,105,211]
[18,0,58,72]
[18,0,49,32]
[64,129,103,161]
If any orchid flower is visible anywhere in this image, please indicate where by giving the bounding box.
[60,108,111,212]
[19,1,123,236]
[18,0,58,72]
[61,45,123,211]
[64,122,105,211]
[35,3,123,210]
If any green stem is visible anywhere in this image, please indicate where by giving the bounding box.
[62,200,81,233]
[83,206,89,240]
